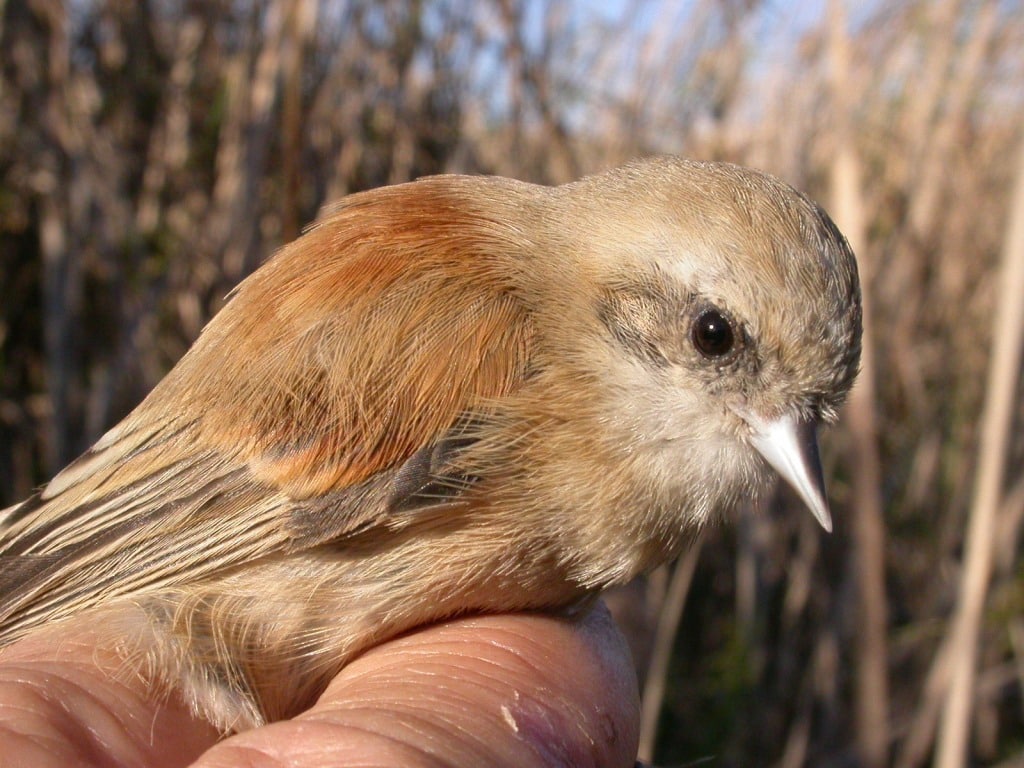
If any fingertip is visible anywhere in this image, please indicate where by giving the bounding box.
[0,626,218,768]
[195,608,640,768]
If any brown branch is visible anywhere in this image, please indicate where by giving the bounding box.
[934,119,1024,768]
[637,533,705,764]
[829,2,889,765]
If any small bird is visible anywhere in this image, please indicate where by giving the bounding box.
[0,157,861,731]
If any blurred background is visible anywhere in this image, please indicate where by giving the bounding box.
[1,1,1022,765]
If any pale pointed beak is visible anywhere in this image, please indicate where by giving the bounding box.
[748,413,832,532]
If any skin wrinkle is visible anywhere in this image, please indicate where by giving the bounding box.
[330,650,557,759]
[0,698,73,762]
[0,605,639,766]
[11,668,125,758]
[335,708,496,765]
[277,721,455,768]
[339,619,598,727]
[303,611,636,768]
[335,664,545,761]
[196,741,295,768]
[316,689,543,767]
[0,668,157,767]
[503,697,589,768]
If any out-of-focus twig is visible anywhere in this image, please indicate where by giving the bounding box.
[828,2,890,765]
[637,533,705,764]
[933,127,1024,768]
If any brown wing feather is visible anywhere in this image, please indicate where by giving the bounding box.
[166,177,535,496]
[0,176,536,644]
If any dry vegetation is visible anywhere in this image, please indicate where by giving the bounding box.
[1,0,1022,765]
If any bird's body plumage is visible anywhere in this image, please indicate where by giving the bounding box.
[0,157,861,729]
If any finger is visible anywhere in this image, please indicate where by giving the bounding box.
[0,619,219,768]
[193,605,640,768]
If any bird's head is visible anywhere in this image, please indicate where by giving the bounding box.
[531,157,862,531]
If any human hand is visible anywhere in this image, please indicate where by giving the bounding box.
[0,603,639,768]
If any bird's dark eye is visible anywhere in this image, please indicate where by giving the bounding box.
[691,308,735,357]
